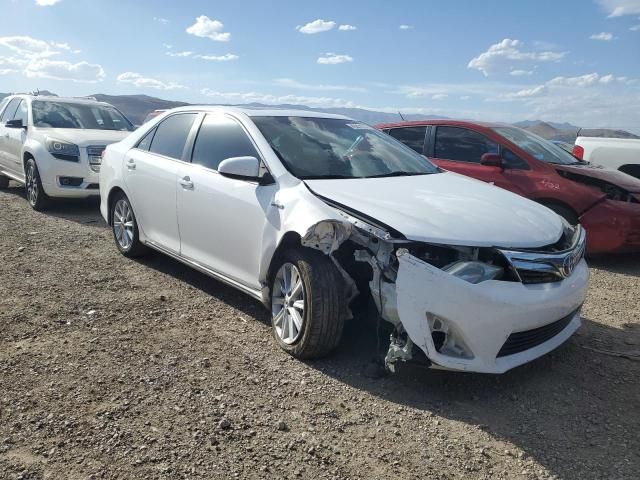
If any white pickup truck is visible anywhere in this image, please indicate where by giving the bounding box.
[573,136,640,179]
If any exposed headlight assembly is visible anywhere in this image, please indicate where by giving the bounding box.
[444,261,503,284]
[46,139,80,162]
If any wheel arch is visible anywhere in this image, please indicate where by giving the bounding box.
[106,186,127,226]
[264,231,303,289]
[534,198,580,223]
[618,164,640,179]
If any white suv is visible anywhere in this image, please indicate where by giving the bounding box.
[100,107,589,374]
[0,95,134,210]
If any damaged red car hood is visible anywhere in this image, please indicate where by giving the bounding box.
[555,164,640,193]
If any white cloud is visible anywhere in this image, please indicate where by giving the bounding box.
[0,36,58,58]
[510,69,533,76]
[274,77,366,92]
[460,96,472,100]
[399,25,413,30]
[186,16,230,42]
[468,38,566,76]
[506,85,546,98]
[35,0,61,6]
[200,88,357,108]
[597,0,640,17]
[431,93,449,100]
[296,19,336,34]
[195,53,239,61]
[630,24,640,30]
[590,32,614,41]
[0,68,18,75]
[166,51,194,57]
[25,59,105,83]
[317,53,353,64]
[338,24,357,31]
[117,72,187,90]
[548,72,633,87]
[154,17,170,24]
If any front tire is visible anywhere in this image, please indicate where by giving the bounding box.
[0,175,9,189]
[111,192,147,257]
[25,159,50,211]
[270,248,346,359]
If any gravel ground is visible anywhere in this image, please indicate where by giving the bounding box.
[1,183,639,480]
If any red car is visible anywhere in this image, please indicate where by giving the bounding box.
[376,120,640,254]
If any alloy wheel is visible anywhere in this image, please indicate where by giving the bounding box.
[272,262,306,344]
[26,164,38,206]
[113,199,135,250]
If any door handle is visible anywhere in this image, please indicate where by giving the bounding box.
[179,176,194,189]
[126,159,136,170]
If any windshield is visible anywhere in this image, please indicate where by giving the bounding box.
[32,100,134,131]
[252,116,439,179]
[492,126,581,165]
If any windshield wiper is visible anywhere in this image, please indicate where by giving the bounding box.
[300,174,356,180]
[363,171,430,179]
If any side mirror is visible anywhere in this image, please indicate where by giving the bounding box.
[480,153,503,168]
[5,119,26,130]
[218,156,263,181]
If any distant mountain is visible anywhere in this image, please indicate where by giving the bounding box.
[91,94,189,125]
[1,91,638,140]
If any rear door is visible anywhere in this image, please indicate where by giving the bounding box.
[387,126,428,155]
[427,125,520,192]
[123,112,198,253]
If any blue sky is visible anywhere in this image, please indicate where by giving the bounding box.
[1,0,639,131]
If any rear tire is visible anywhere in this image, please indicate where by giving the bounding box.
[270,248,346,359]
[110,192,148,258]
[0,175,9,189]
[25,159,50,211]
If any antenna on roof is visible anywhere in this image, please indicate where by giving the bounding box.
[576,127,582,138]
[398,111,406,121]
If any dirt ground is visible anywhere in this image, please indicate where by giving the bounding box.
[0,182,639,480]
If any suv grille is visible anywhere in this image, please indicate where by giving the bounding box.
[497,308,579,358]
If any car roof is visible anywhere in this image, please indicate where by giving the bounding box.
[167,105,351,120]
[6,94,112,107]
[375,119,513,130]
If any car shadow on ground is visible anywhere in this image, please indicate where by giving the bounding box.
[125,247,640,478]
[588,253,640,277]
[2,183,106,228]
[309,312,639,479]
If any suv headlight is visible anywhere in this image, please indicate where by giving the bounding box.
[444,261,503,284]
[46,139,80,162]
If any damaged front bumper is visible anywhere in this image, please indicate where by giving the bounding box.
[394,251,588,373]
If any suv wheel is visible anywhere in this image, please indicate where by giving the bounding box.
[0,175,9,189]
[270,248,345,359]
[111,193,147,257]
[25,159,50,211]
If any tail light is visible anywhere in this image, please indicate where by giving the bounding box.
[572,145,584,160]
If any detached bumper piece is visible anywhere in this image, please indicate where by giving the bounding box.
[497,307,579,358]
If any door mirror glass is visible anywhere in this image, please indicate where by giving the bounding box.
[218,156,262,180]
[480,153,503,168]
[5,119,25,129]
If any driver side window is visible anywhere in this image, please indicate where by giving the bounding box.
[434,126,499,163]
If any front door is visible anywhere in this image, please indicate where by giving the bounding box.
[177,113,277,289]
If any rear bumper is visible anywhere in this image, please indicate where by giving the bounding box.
[580,199,640,254]
[395,253,589,374]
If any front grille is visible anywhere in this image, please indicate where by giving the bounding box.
[497,309,579,358]
[518,270,562,285]
[86,145,106,157]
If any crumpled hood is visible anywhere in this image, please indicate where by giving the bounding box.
[34,128,131,147]
[555,163,640,193]
[305,172,564,249]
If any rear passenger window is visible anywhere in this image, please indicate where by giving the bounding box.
[388,127,427,154]
[191,115,259,171]
[1,98,21,123]
[137,128,156,151]
[149,113,197,160]
[435,126,499,163]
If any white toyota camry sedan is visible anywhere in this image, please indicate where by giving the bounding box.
[100,107,589,374]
